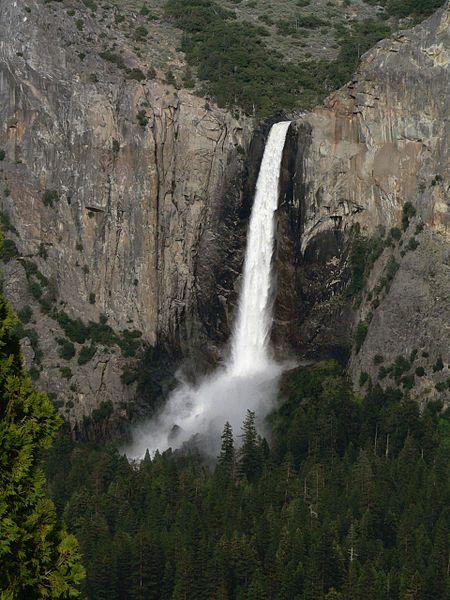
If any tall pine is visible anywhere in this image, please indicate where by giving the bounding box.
[0,245,85,598]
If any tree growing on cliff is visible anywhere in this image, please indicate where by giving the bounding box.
[0,233,85,598]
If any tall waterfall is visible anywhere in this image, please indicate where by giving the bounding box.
[230,121,291,375]
[126,121,291,458]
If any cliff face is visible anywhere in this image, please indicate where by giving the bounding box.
[0,0,253,424]
[1,0,449,425]
[276,3,449,400]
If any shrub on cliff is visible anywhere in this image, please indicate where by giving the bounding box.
[354,320,369,352]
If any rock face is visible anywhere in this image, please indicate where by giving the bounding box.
[276,3,449,400]
[0,0,253,425]
[1,0,449,425]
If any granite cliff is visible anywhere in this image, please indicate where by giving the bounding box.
[0,0,449,429]
[275,3,450,403]
[0,0,253,426]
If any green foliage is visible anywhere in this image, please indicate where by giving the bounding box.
[165,0,332,116]
[117,329,142,358]
[0,238,19,261]
[59,340,76,361]
[99,50,126,69]
[43,361,450,600]
[60,367,72,380]
[134,25,148,40]
[0,211,18,236]
[29,280,43,300]
[390,226,402,241]
[0,149,5,161]
[407,236,419,251]
[431,173,443,186]
[165,69,176,85]
[400,373,415,390]
[383,0,444,18]
[354,320,368,353]
[42,189,60,207]
[373,354,384,365]
[330,19,391,87]
[433,356,444,372]
[38,242,49,260]
[0,283,84,597]
[55,311,142,363]
[121,364,138,385]
[239,409,263,481]
[87,319,115,345]
[402,201,416,230]
[14,324,42,363]
[277,14,325,34]
[415,366,425,377]
[392,355,411,378]
[29,366,40,380]
[56,312,88,344]
[77,344,96,365]
[374,255,399,296]
[136,109,148,127]
[91,400,113,421]
[126,67,146,81]
[359,371,369,386]
[346,233,385,298]
[88,292,96,305]
[18,305,32,324]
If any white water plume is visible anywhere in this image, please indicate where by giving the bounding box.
[125,121,291,459]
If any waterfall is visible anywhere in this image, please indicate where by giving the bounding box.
[230,121,291,375]
[126,121,291,458]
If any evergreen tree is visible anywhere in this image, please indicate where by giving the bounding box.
[238,410,262,482]
[219,421,235,473]
[40,361,450,600]
[0,275,85,598]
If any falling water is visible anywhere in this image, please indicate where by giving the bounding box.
[229,121,291,375]
[126,121,291,458]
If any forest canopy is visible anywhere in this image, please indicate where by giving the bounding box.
[44,361,450,600]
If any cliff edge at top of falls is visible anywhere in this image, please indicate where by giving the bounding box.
[275,2,449,404]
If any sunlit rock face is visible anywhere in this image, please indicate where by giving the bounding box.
[274,3,449,400]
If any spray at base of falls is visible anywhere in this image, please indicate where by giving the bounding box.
[126,122,291,459]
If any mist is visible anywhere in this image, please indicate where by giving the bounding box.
[125,122,292,461]
[124,359,284,459]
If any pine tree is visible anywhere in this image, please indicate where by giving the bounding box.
[219,421,235,471]
[0,277,85,598]
[238,410,262,482]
